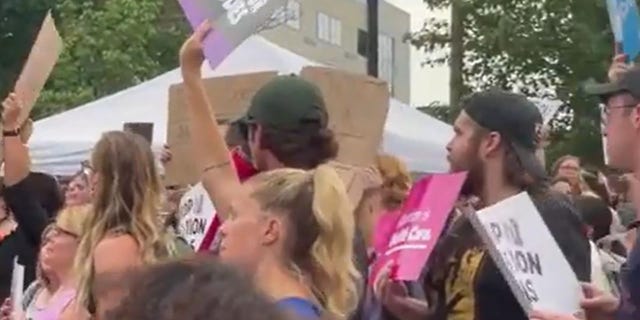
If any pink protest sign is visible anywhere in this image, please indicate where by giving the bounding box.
[178,0,288,69]
[370,172,467,283]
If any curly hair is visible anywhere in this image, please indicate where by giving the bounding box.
[258,123,338,170]
[375,154,412,211]
[106,256,291,320]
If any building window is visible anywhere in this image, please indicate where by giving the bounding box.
[379,33,395,95]
[357,29,395,94]
[357,29,368,56]
[317,12,341,45]
[286,1,301,29]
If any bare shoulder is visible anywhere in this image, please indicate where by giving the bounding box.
[95,234,139,256]
[94,234,141,274]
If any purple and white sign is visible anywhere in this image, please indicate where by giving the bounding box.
[178,0,288,69]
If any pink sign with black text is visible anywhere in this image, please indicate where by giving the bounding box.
[370,172,467,283]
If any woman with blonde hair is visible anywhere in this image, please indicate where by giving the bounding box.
[354,154,411,250]
[179,23,359,319]
[1,207,90,320]
[73,131,175,319]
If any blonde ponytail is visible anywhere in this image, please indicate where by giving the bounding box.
[308,165,360,319]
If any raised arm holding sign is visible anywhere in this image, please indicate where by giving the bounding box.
[13,11,63,123]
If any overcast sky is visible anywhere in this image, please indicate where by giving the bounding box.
[385,0,449,106]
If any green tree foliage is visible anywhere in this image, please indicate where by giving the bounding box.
[410,0,619,167]
[417,102,459,124]
[0,0,54,102]
[1,0,189,120]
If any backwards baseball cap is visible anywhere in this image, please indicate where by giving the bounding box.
[463,90,547,180]
[239,75,328,129]
[585,67,640,100]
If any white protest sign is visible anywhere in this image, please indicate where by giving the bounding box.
[177,183,217,250]
[469,192,583,316]
[11,257,25,314]
[221,0,270,25]
[529,98,562,128]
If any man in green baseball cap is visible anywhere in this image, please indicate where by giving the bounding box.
[236,74,338,171]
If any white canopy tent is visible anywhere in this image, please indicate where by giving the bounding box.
[29,35,453,176]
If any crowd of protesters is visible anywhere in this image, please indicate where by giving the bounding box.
[0,21,638,320]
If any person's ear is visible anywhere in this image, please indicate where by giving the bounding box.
[632,105,640,129]
[261,216,282,246]
[480,131,502,158]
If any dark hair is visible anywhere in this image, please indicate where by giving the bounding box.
[225,120,250,155]
[22,172,64,218]
[574,195,612,241]
[106,256,290,320]
[258,123,338,169]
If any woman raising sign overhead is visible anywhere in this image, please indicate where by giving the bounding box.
[178,22,359,320]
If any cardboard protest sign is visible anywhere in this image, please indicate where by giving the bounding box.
[14,11,63,123]
[301,67,390,168]
[178,0,288,69]
[468,192,583,316]
[176,183,218,250]
[0,12,62,162]
[165,71,277,186]
[370,172,467,283]
[166,68,390,186]
[607,0,640,61]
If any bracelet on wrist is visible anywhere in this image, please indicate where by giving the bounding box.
[2,127,20,137]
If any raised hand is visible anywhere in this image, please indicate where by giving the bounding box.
[608,54,631,82]
[179,21,212,77]
[1,93,23,131]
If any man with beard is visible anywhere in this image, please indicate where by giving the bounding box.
[375,90,590,320]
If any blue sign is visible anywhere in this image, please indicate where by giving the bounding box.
[607,0,640,61]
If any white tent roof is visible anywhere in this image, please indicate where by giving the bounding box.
[29,35,452,175]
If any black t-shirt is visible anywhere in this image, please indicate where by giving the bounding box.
[423,191,591,320]
[0,179,48,302]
